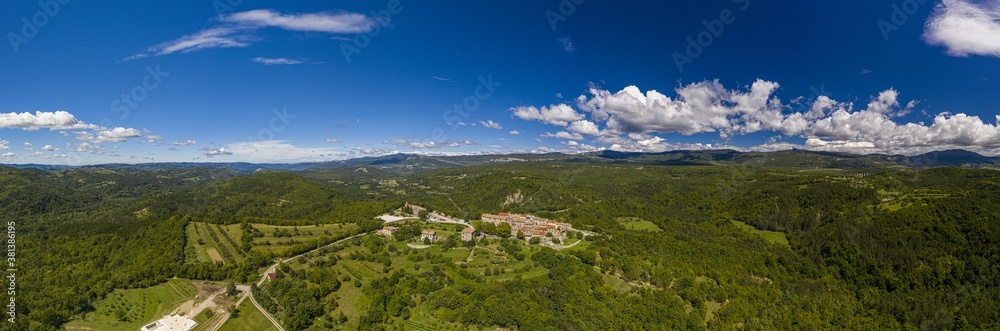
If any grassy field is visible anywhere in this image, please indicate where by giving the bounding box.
[731,220,789,247]
[217,300,279,331]
[618,217,663,232]
[64,279,198,331]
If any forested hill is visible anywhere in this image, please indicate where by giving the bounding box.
[5,160,1000,330]
[5,149,999,175]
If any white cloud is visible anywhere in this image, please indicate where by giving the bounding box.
[76,143,101,154]
[224,140,345,162]
[557,36,577,52]
[512,79,1000,155]
[125,10,374,60]
[576,79,783,137]
[252,57,305,65]
[23,142,31,146]
[924,0,1000,57]
[510,104,585,126]
[479,120,503,130]
[201,147,233,157]
[144,135,165,143]
[41,144,54,151]
[541,131,584,140]
[1,152,14,158]
[325,138,341,143]
[172,139,197,146]
[387,138,472,149]
[508,130,521,135]
[223,9,373,34]
[0,140,7,150]
[566,120,601,136]
[95,127,142,142]
[0,111,99,130]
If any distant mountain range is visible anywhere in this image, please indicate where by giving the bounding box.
[4,149,999,174]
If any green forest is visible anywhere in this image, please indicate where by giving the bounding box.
[3,159,999,330]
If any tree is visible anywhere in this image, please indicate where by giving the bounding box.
[529,237,541,245]
[226,281,238,297]
[497,222,512,238]
[516,230,525,240]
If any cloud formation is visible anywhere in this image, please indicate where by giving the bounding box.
[252,57,305,65]
[201,147,233,157]
[0,111,99,130]
[125,9,374,61]
[512,79,1000,155]
[510,104,585,126]
[479,120,503,130]
[924,0,1000,57]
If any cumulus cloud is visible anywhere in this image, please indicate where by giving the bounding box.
[172,139,197,146]
[252,57,305,65]
[924,0,1000,57]
[575,79,784,137]
[325,138,341,143]
[510,104,585,126]
[124,9,374,61]
[1,152,14,158]
[386,138,475,149]
[144,135,165,143]
[512,79,1000,155]
[76,143,101,154]
[41,144,54,151]
[0,140,7,150]
[479,120,503,130]
[94,127,142,142]
[508,130,521,135]
[566,120,601,136]
[0,111,99,130]
[201,147,233,157]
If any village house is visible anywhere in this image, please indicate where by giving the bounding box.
[420,230,437,242]
[376,226,398,237]
[461,227,476,242]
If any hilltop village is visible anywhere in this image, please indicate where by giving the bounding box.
[376,203,587,248]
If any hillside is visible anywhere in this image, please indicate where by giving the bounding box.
[7,158,1000,330]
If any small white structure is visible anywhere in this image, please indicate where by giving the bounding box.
[421,230,437,242]
[140,314,197,331]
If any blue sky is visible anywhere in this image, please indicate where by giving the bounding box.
[2,0,1000,164]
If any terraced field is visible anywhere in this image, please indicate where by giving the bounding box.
[187,222,246,264]
[250,223,360,257]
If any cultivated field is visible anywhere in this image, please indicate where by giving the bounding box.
[64,279,199,331]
